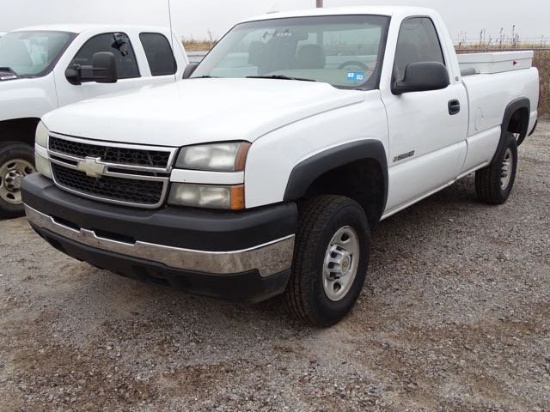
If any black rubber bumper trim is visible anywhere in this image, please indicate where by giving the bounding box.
[22,173,297,252]
[31,224,291,303]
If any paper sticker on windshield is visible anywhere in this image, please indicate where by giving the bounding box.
[347,71,365,82]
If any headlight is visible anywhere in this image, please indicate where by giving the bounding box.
[175,142,250,172]
[35,121,49,148]
[35,121,52,178]
[35,153,53,179]
[168,183,244,210]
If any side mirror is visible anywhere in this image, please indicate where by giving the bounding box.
[182,62,199,79]
[65,64,84,85]
[391,62,449,95]
[65,52,117,85]
[92,52,117,83]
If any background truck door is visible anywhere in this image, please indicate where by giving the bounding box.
[54,32,148,107]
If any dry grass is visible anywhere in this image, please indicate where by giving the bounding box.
[532,50,550,116]
[183,40,216,51]
[182,40,549,116]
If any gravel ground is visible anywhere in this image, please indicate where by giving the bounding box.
[0,122,549,412]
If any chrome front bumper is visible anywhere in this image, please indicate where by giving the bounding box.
[25,205,295,277]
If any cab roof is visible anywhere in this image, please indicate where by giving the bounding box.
[11,24,172,35]
[243,6,436,22]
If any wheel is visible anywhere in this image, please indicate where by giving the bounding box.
[285,195,370,327]
[0,143,36,219]
[475,132,518,205]
[337,61,370,71]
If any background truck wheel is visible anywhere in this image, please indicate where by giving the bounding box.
[475,132,518,205]
[0,143,36,219]
[285,195,370,327]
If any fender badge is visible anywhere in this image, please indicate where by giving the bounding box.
[77,157,107,178]
[393,150,415,163]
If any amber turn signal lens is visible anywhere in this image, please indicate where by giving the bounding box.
[230,185,245,210]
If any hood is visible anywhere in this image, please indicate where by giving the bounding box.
[43,78,365,146]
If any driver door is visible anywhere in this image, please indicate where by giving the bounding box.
[381,17,468,214]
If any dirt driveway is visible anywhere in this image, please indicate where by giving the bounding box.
[1,123,549,412]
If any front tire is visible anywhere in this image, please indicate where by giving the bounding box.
[285,195,370,327]
[0,143,36,219]
[475,132,518,205]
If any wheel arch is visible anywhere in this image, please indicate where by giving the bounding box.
[502,98,530,146]
[283,140,388,227]
[0,118,41,146]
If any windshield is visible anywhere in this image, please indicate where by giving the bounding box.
[192,15,390,89]
[0,31,76,77]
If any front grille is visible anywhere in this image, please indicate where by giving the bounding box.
[49,136,171,168]
[52,164,165,206]
[47,135,175,208]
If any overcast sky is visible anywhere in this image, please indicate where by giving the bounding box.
[0,0,548,44]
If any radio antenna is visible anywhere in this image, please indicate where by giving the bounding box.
[166,0,178,78]
[167,0,175,49]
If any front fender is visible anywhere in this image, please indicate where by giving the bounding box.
[0,76,57,122]
[243,92,388,209]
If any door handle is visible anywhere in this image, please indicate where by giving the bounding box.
[449,99,461,115]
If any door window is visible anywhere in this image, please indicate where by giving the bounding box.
[393,17,445,81]
[139,33,177,76]
[69,32,140,81]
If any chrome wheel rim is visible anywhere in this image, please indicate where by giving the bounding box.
[500,148,513,190]
[0,158,35,204]
[322,226,360,302]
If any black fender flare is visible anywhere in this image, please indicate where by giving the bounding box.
[283,139,388,211]
[0,118,41,146]
[501,97,530,147]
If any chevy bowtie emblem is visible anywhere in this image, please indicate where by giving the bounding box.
[77,157,107,178]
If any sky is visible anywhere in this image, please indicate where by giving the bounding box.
[0,0,548,44]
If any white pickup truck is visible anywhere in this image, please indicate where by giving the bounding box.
[23,7,539,326]
[0,24,188,217]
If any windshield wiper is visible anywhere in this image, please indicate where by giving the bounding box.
[247,75,316,82]
[0,67,19,80]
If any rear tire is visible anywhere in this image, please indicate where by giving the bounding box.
[285,195,370,327]
[475,132,517,205]
[0,143,36,219]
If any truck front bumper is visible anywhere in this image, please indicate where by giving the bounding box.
[22,174,297,302]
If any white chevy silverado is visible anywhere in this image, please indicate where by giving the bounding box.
[23,7,539,326]
[0,24,188,217]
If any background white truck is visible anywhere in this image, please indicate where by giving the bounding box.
[23,7,538,326]
[0,24,188,217]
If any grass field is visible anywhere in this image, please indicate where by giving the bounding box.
[533,50,549,115]
[183,40,549,116]
[183,40,216,51]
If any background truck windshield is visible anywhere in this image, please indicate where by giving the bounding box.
[192,15,390,89]
[0,31,75,77]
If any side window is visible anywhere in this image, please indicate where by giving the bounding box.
[69,33,140,81]
[393,17,445,80]
[139,33,177,76]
